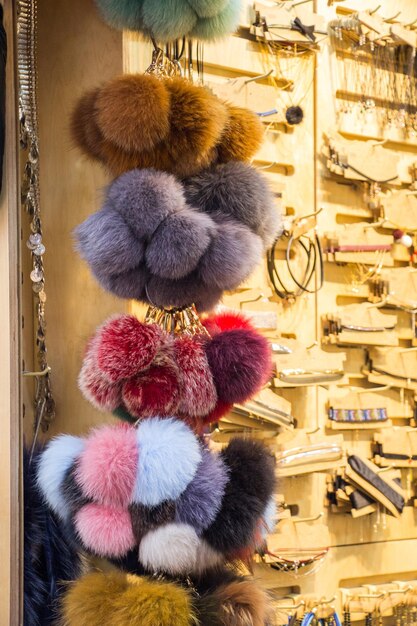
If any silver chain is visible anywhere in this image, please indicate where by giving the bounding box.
[17,0,55,432]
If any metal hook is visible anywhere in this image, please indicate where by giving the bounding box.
[306,426,320,434]
[293,512,324,524]
[274,600,306,611]
[369,5,382,15]
[245,69,274,84]
[23,366,51,377]
[383,11,402,23]
[356,384,391,393]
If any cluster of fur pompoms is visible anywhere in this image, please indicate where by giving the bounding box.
[60,567,273,626]
[78,312,272,425]
[75,165,280,310]
[37,419,276,575]
[71,74,264,178]
[95,0,242,43]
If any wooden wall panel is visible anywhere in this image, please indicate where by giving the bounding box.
[36,0,123,438]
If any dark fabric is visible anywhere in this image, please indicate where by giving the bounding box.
[0,5,5,194]
[374,443,417,461]
[349,488,375,510]
[347,455,404,513]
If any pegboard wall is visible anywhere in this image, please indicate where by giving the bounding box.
[31,0,417,619]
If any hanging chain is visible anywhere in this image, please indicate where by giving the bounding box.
[17,0,55,432]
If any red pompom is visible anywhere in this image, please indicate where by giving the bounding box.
[174,337,217,420]
[97,315,164,382]
[203,311,255,336]
[201,400,233,425]
[78,336,122,411]
[122,362,180,418]
[205,328,272,404]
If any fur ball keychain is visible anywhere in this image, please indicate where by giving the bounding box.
[78,312,272,426]
[75,169,264,310]
[37,419,276,575]
[95,0,242,43]
[71,74,263,179]
[60,567,273,626]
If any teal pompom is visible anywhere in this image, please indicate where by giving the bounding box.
[142,0,197,42]
[187,0,228,18]
[95,0,144,31]
[191,0,241,40]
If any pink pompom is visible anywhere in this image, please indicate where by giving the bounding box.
[122,362,180,418]
[174,337,217,420]
[78,336,122,411]
[76,423,138,507]
[75,503,135,557]
[205,328,272,404]
[97,315,163,382]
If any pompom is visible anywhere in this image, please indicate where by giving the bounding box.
[285,105,304,125]
[133,417,202,506]
[176,449,228,535]
[70,87,105,162]
[174,337,217,419]
[205,328,272,404]
[199,220,263,290]
[204,438,276,554]
[184,162,282,247]
[76,424,138,507]
[201,399,233,425]
[216,103,264,163]
[190,0,242,40]
[75,503,135,557]
[75,207,145,277]
[139,523,200,574]
[78,334,122,411]
[60,570,194,626]
[122,361,180,418]
[163,78,228,177]
[145,210,216,280]
[213,578,271,626]
[203,311,255,335]
[188,0,228,18]
[95,74,170,152]
[37,435,85,520]
[129,501,176,543]
[146,272,223,312]
[96,315,163,382]
[107,169,187,240]
[142,0,197,41]
[61,465,89,513]
[94,0,145,31]
[94,264,148,301]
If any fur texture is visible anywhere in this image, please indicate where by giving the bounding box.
[76,424,138,507]
[75,206,145,277]
[176,449,229,535]
[61,465,89,513]
[203,312,255,336]
[204,439,276,554]
[216,104,264,163]
[94,264,148,301]
[95,0,145,31]
[96,315,163,382]
[133,417,202,506]
[190,0,242,40]
[184,162,282,247]
[205,328,272,404]
[37,435,85,520]
[78,334,122,411]
[107,168,187,239]
[70,88,104,162]
[122,361,180,418]
[188,0,228,18]
[75,503,136,558]
[199,220,263,291]
[146,272,223,312]
[145,210,216,280]
[213,579,270,626]
[96,74,170,153]
[175,337,217,419]
[129,500,176,543]
[142,0,197,41]
[60,570,195,626]
[139,523,200,574]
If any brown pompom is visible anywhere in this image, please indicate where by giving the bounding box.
[70,88,106,163]
[163,77,228,176]
[95,74,171,153]
[216,104,264,163]
[213,579,270,626]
